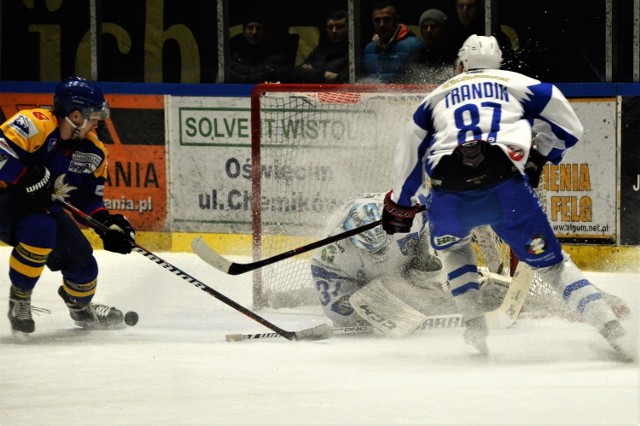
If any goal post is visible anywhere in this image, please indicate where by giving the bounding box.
[249,83,512,309]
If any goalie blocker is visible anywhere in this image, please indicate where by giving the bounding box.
[381,191,421,234]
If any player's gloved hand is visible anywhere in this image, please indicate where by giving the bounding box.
[382,191,418,235]
[16,165,54,208]
[524,148,547,189]
[92,210,135,254]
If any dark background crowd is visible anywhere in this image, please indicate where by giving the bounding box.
[0,0,636,84]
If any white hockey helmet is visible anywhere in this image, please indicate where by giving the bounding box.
[343,202,390,254]
[457,35,502,70]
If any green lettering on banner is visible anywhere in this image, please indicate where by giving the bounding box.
[179,108,250,145]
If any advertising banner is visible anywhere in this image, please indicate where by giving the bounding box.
[538,99,617,242]
[167,95,618,241]
[167,96,252,233]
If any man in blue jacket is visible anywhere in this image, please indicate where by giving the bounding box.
[361,1,424,83]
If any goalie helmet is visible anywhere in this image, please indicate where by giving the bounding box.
[343,202,390,254]
[53,77,110,120]
[457,35,502,70]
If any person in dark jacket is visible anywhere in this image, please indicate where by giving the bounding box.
[291,9,349,84]
[360,1,424,83]
[395,9,458,84]
[227,11,292,83]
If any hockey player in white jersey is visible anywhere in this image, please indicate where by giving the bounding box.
[381,35,633,359]
[310,192,448,330]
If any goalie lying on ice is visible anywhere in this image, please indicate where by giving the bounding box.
[310,192,500,333]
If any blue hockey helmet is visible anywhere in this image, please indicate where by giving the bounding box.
[343,202,390,254]
[53,77,110,120]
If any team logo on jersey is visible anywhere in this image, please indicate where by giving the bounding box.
[506,145,525,161]
[526,234,547,255]
[46,137,58,152]
[432,234,461,248]
[52,174,77,200]
[331,295,354,316]
[32,111,49,121]
[69,152,102,173]
[10,114,38,139]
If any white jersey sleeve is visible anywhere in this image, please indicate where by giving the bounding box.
[391,69,584,206]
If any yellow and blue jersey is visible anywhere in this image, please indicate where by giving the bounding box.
[0,108,109,215]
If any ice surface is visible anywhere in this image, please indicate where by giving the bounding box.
[0,247,638,425]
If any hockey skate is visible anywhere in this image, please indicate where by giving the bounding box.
[464,316,489,355]
[58,286,124,329]
[600,319,634,362]
[8,294,35,337]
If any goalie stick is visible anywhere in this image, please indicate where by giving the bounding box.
[483,263,534,328]
[192,205,427,275]
[226,316,464,342]
[226,325,374,341]
[53,196,332,342]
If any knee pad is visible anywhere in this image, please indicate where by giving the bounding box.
[15,214,57,249]
[48,250,98,285]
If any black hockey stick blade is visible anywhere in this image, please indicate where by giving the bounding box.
[192,203,425,275]
[192,219,379,275]
[53,196,331,342]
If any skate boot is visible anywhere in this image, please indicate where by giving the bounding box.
[8,286,35,337]
[464,315,489,355]
[58,286,124,329]
[600,319,634,362]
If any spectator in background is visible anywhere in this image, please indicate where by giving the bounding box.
[227,10,292,83]
[291,9,349,83]
[396,9,458,83]
[449,0,483,51]
[360,1,423,83]
[449,0,520,71]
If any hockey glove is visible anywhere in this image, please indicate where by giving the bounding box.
[382,191,418,235]
[16,165,54,208]
[92,210,135,254]
[524,148,547,189]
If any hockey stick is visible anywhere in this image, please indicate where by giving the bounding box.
[53,197,332,342]
[226,325,374,341]
[192,205,427,275]
[227,265,534,341]
[483,262,534,328]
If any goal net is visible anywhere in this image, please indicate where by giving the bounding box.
[249,84,627,321]
[250,84,512,308]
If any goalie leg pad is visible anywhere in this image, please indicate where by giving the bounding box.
[350,277,429,338]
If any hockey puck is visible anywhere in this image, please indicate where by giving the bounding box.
[124,311,139,326]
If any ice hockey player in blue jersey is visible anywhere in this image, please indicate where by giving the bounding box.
[381,35,633,360]
[0,77,136,338]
